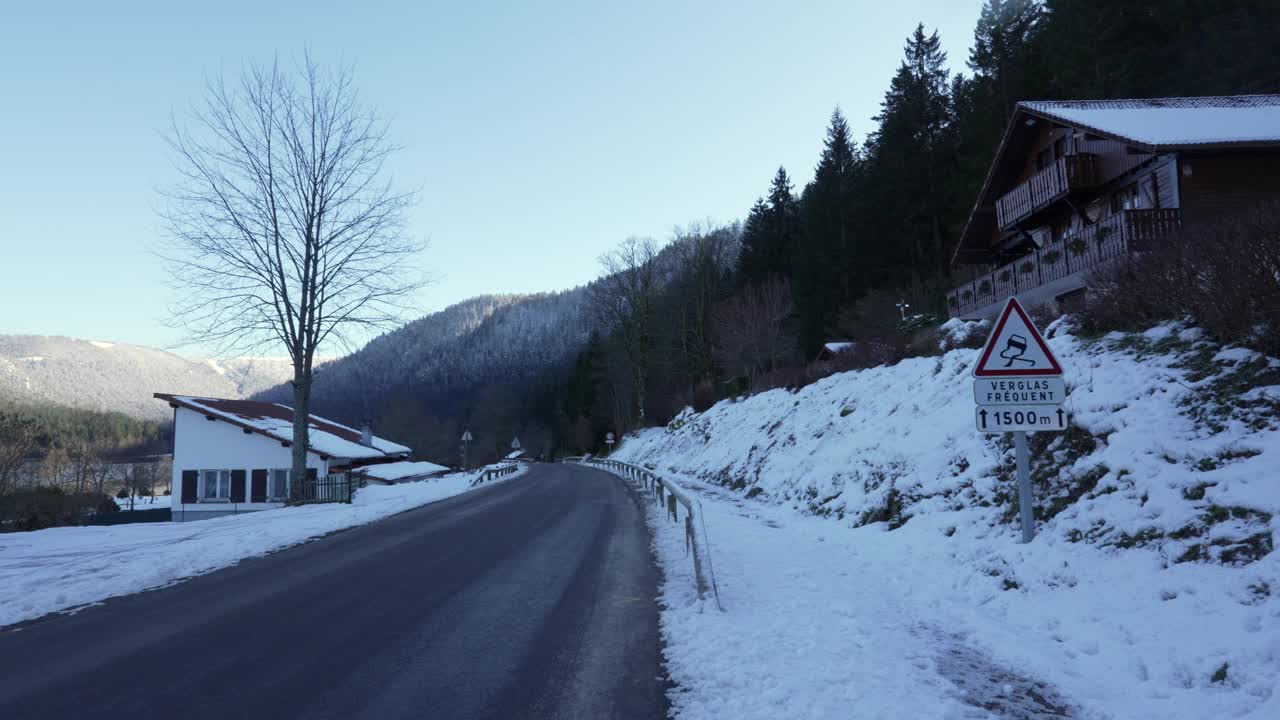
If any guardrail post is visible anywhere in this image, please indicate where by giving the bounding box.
[667,493,677,522]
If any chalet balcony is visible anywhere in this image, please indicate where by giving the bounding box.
[995,154,1098,231]
[947,208,1182,319]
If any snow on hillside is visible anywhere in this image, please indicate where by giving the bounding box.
[614,321,1279,719]
[205,356,305,397]
[0,467,527,628]
[260,291,593,418]
[0,335,309,421]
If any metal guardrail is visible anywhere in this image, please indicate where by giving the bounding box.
[584,457,723,610]
[472,463,519,486]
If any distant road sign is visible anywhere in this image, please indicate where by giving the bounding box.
[973,377,1066,406]
[461,430,473,443]
[973,298,1063,377]
[975,405,1068,433]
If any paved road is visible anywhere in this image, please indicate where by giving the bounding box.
[0,464,668,720]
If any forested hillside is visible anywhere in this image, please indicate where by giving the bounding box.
[243,2,1280,464]
[256,291,596,465]
[558,0,1280,455]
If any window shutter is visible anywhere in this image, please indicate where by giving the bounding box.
[250,469,268,503]
[230,470,246,503]
[180,470,198,504]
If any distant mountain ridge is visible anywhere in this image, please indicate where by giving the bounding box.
[0,335,303,421]
[256,290,594,421]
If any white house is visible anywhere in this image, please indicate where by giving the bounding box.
[155,394,411,522]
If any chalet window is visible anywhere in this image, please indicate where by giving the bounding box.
[200,470,231,502]
[1111,184,1141,212]
[269,469,292,501]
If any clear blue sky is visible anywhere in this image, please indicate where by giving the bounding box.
[0,0,981,356]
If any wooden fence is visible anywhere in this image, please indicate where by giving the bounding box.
[297,472,356,504]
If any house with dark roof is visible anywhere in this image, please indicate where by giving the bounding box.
[948,94,1280,319]
[155,394,411,521]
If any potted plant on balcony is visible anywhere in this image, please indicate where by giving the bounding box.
[1042,249,1062,265]
[978,279,993,294]
[1068,237,1087,256]
[1019,260,1035,275]
[961,289,973,301]
[998,269,1011,283]
[1095,225,1113,250]
[948,295,959,309]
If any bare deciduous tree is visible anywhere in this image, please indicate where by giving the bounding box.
[121,461,162,511]
[591,237,660,424]
[0,412,41,500]
[161,54,423,496]
[668,224,739,390]
[713,277,796,388]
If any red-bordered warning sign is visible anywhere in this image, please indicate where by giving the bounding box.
[972,297,1063,377]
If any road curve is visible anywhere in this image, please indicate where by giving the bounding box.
[0,463,669,720]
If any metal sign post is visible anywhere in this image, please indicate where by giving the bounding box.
[461,429,473,470]
[972,298,1067,544]
[1014,430,1034,544]
[605,432,615,457]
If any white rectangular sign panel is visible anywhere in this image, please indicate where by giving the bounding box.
[975,404,1068,433]
[973,377,1067,406]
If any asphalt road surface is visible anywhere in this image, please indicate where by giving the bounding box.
[0,463,668,720]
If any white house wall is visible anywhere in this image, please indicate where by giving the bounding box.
[170,406,328,521]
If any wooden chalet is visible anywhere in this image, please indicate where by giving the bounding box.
[948,95,1280,319]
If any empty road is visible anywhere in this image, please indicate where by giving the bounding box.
[0,463,668,720]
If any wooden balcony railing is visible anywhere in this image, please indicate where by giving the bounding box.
[995,154,1098,231]
[947,209,1182,318]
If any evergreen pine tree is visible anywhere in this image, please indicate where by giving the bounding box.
[864,24,956,290]
[795,109,860,356]
[737,197,771,285]
[763,167,801,281]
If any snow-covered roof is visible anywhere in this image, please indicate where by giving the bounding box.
[154,394,411,460]
[506,449,527,460]
[357,460,449,482]
[1020,95,1280,149]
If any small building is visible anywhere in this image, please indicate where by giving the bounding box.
[155,394,410,522]
[948,94,1280,319]
[818,342,855,359]
[355,460,450,485]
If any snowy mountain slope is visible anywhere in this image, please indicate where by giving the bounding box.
[258,290,593,418]
[203,357,300,397]
[0,335,307,421]
[613,320,1280,719]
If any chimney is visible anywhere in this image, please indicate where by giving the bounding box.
[359,420,373,448]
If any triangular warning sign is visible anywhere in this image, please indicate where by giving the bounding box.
[972,298,1063,377]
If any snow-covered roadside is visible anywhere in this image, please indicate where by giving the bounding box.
[614,323,1280,719]
[0,466,527,628]
[642,473,1279,719]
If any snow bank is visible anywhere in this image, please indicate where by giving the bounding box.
[0,467,526,628]
[616,323,1280,719]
